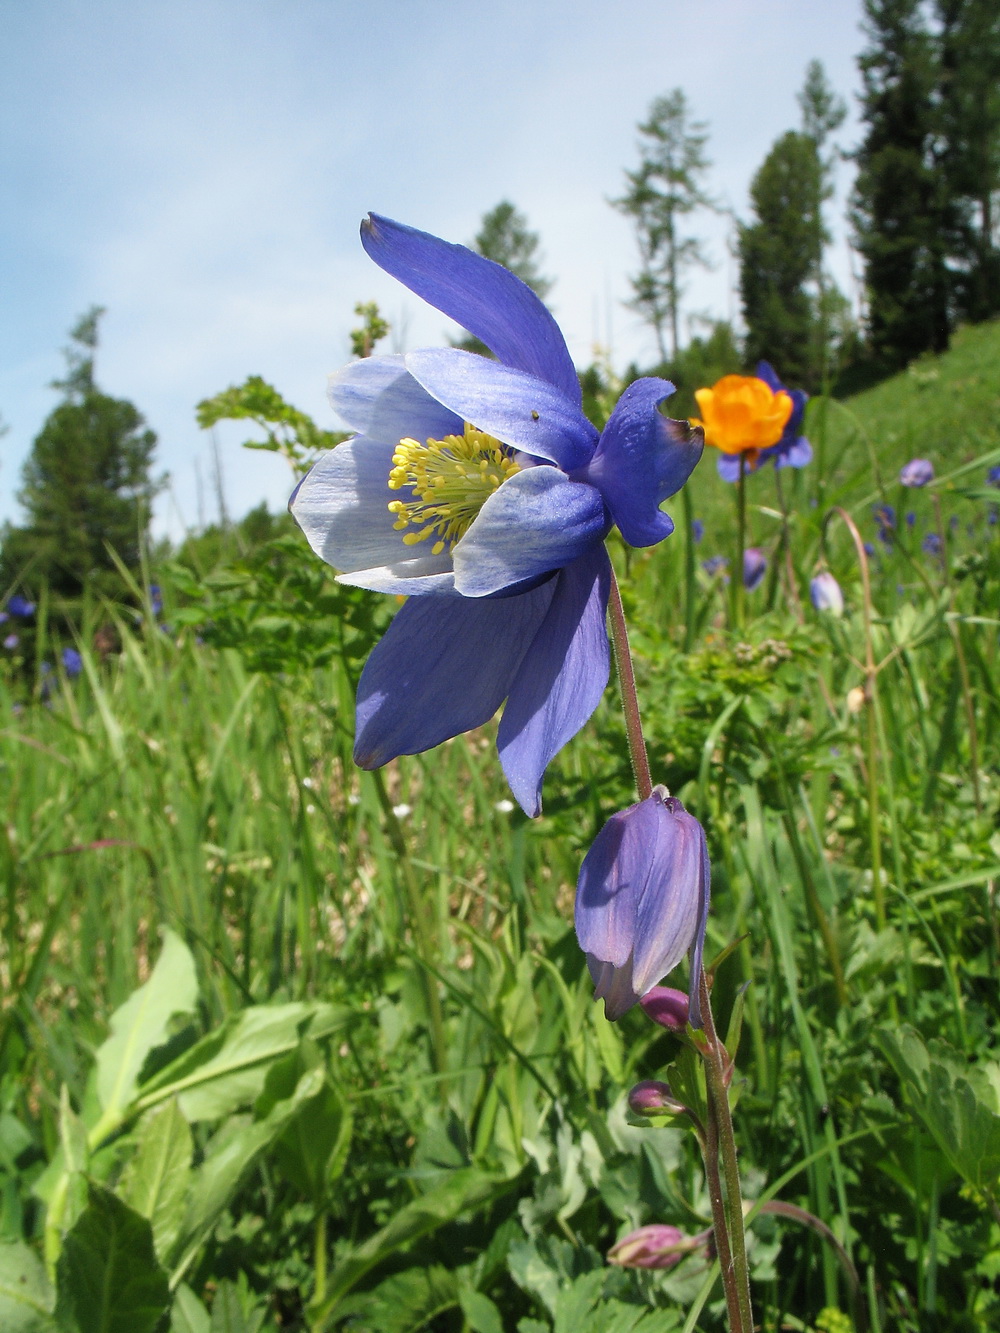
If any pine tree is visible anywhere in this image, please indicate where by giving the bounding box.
[936,0,1000,322]
[472,201,552,298]
[851,0,956,369]
[738,131,826,386]
[1,308,161,598]
[613,90,716,363]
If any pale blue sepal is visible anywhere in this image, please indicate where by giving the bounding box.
[452,467,607,597]
[328,355,463,443]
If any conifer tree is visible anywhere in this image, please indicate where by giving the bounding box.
[1,308,161,598]
[851,0,956,369]
[613,90,716,363]
[473,201,552,299]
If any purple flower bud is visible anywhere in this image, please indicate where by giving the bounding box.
[742,547,767,591]
[575,789,710,1027]
[691,519,704,544]
[873,504,895,531]
[608,1224,696,1270]
[899,458,934,488]
[905,511,916,527]
[3,633,19,651]
[922,532,942,556]
[702,555,728,577]
[627,1079,684,1115]
[988,465,1000,488]
[639,985,690,1032]
[810,571,844,616]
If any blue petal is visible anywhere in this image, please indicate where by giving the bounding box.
[774,435,812,469]
[497,545,611,816]
[453,468,607,598]
[361,213,581,405]
[354,581,556,768]
[290,435,454,592]
[716,453,743,483]
[582,380,703,547]
[406,348,597,472]
[754,360,782,393]
[328,356,463,444]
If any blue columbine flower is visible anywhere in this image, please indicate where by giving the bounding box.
[716,361,810,483]
[61,647,83,677]
[743,547,767,591]
[900,458,934,488]
[291,214,703,815]
[574,788,710,1025]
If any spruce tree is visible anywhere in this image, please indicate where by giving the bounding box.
[473,201,552,298]
[613,90,716,363]
[1,308,161,598]
[738,131,826,387]
[851,0,956,369]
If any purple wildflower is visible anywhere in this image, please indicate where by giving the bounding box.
[810,571,844,615]
[922,532,942,556]
[691,518,704,543]
[6,596,35,618]
[290,214,703,816]
[743,547,767,591]
[3,633,19,651]
[61,647,83,677]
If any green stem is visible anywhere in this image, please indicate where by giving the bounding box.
[608,569,652,801]
[682,485,697,653]
[313,1211,328,1323]
[732,454,747,630]
[700,970,754,1333]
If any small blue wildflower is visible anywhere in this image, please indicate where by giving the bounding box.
[61,647,83,677]
[987,465,1000,487]
[743,547,767,591]
[702,555,728,576]
[900,458,934,487]
[906,511,916,528]
[716,361,811,482]
[0,612,7,625]
[291,214,704,817]
[864,542,876,556]
[810,571,844,615]
[575,788,709,1025]
[691,519,704,544]
[149,584,163,617]
[3,633,19,651]
[874,504,895,531]
[7,596,35,618]
[922,532,942,556]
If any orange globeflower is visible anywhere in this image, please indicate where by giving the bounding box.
[693,374,793,468]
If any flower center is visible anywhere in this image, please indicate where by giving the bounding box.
[387,424,520,556]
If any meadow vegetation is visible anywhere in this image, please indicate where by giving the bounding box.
[2,321,1000,1331]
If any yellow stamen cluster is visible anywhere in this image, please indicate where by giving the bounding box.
[387,425,520,555]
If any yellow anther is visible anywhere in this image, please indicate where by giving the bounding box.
[385,425,520,553]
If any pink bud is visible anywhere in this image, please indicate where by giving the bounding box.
[607,1224,694,1269]
[627,1080,684,1116]
[640,986,690,1032]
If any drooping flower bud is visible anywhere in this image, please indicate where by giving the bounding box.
[627,1079,685,1116]
[743,547,767,591]
[899,458,934,488]
[608,1224,701,1269]
[575,788,710,1027]
[639,985,690,1032]
[810,571,844,616]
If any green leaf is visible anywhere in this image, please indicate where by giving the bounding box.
[118,1099,193,1261]
[170,1067,325,1282]
[314,1167,520,1322]
[878,1025,1000,1190]
[0,1241,57,1332]
[272,1077,353,1204]
[137,1002,347,1122]
[458,1286,505,1333]
[94,929,198,1134]
[171,1285,211,1333]
[55,1184,170,1333]
[208,1279,266,1333]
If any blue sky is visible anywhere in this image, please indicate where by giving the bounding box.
[0,0,866,538]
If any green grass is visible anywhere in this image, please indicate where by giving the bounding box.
[2,330,1000,1332]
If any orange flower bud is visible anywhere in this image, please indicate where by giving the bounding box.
[693,374,793,462]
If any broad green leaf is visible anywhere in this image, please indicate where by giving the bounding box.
[458,1286,505,1333]
[878,1025,1000,1190]
[55,1183,170,1333]
[337,1267,458,1333]
[170,1066,325,1282]
[314,1167,520,1322]
[0,1241,57,1332]
[58,1086,88,1176]
[136,1002,347,1122]
[119,1099,193,1261]
[94,929,198,1130]
[272,1077,353,1204]
[171,1284,210,1333]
